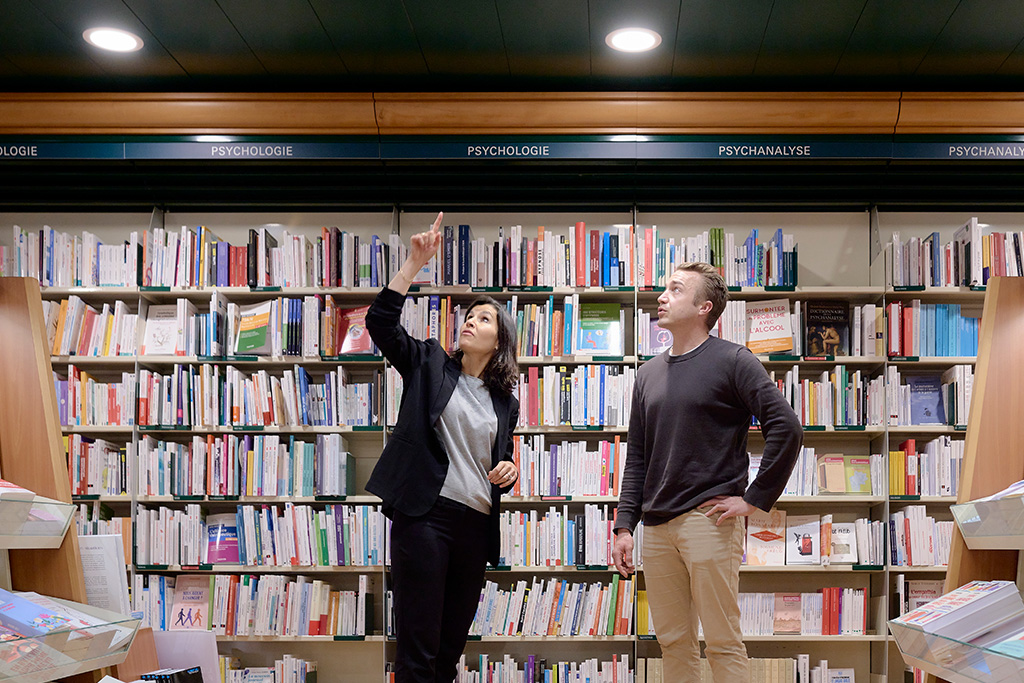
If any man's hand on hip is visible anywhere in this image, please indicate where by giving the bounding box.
[703,495,757,525]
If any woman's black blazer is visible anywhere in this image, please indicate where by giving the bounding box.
[364,286,519,566]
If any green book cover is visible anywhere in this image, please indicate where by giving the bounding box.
[606,573,620,635]
[577,303,623,356]
[234,301,272,355]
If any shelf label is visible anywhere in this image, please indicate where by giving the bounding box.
[0,142,124,159]
[893,285,926,292]
[382,139,636,160]
[852,564,884,571]
[352,425,383,432]
[802,355,835,362]
[896,140,1024,160]
[768,354,801,361]
[637,139,892,160]
[540,496,572,502]
[890,495,921,501]
[833,425,866,431]
[803,425,827,431]
[125,141,378,160]
[888,356,920,362]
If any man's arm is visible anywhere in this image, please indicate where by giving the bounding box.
[735,348,804,512]
[612,382,646,576]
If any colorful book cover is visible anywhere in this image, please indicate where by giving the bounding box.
[206,513,240,564]
[0,588,71,637]
[815,453,847,494]
[805,300,850,357]
[842,455,872,494]
[576,303,622,356]
[234,301,272,355]
[648,320,673,355]
[169,575,213,631]
[785,514,821,565]
[829,522,858,564]
[336,305,373,354]
[745,298,793,353]
[745,508,786,566]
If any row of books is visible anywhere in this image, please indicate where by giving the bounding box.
[763,448,885,497]
[54,366,137,426]
[454,654,632,683]
[134,503,388,568]
[515,365,634,428]
[886,365,974,426]
[133,573,374,637]
[692,589,867,637]
[745,510,886,567]
[889,436,964,497]
[636,656,851,683]
[771,364,885,427]
[508,435,626,498]
[637,226,797,288]
[44,297,139,357]
[221,655,316,683]
[497,504,615,568]
[10,225,140,287]
[887,218,1024,287]
[889,505,954,567]
[135,433,353,498]
[67,435,126,496]
[508,297,626,358]
[468,575,635,637]
[892,578,1023,644]
[134,364,378,428]
[884,300,979,358]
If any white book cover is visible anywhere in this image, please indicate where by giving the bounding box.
[830,522,859,564]
[786,514,821,565]
[142,304,179,355]
[745,508,786,566]
[745,298,793,353]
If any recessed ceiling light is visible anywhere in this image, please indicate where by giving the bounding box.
[83,27,143,53]
[605,28,662,53]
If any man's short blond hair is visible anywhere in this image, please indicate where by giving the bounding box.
[673,262,729,331]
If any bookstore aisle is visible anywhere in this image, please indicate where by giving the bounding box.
[0,206,1009,683]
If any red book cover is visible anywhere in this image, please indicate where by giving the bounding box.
[225,575,239,636]
[527,366,539,427]
[335,305,373,354]
[589,230,600,287]
[575,222,586,286]
[901,301,914,356]
[900,438,917,496]
[526,239,536,286]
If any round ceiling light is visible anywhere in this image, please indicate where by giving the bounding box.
[83,27,144,52]
[605,28,662,53]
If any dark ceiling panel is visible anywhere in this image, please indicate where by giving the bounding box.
[400,0,509,76]
[496,0,591,79]
[588,0,679,80]
[671,0,772,79]
[214,0,346,76]
[0,1,108,80]
[308,0,427,77]
[917,0,1024,75]
[755,0,867,77]
[835,0,959,78]
[122,0,264,78]
[26,0,187,78]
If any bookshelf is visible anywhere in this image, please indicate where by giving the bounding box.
[1,208,1009,682]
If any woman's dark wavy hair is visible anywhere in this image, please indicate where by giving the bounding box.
[452,296,519,395]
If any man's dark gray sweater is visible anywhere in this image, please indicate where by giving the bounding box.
[615,335,803,532]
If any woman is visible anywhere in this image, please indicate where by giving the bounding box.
[365,211,520,683]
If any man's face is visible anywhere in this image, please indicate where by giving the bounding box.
[656,270,710,332]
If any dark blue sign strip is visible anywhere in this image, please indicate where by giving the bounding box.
[0,142,124,160]
[381,140,637,160]
[637,140,893,160]
[124,141,379,160]
[895,141,1024,160]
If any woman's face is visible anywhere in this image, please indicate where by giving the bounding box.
[458,303,500,358]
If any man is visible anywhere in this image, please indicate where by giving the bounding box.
[612,262,803,682]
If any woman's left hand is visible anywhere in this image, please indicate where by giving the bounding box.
[488,462,518,486]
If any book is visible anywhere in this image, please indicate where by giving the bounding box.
[335,305,373,354]
[907,374,946,425]
[773,593,801,634]
[785,514,821,565]
[894,580,1023,642]
[842,455,872,494]
[805,300,850,357]
[169,575,213,631]
[828,668,855,683]
[648,320,673,355]
[744,508,786,566]
[907,580,944,611]
[234,301,272,355]
[142,305,179,355]
[206,513,240,564]
[745,298,793,353]
[815,453,846,494]
[576,303,622,356]
[828,523,858,564]
[0,587,72,637]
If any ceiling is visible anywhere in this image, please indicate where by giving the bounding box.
[4,0,1024,92]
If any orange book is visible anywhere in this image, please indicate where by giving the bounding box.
[225,575,239,636]
[327,590,340,635]
[546,580,563,635]
[551,309,563,357]
[612,578,627,635]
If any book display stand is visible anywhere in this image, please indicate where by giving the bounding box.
[890,277,1024,683]
[0,277,140,683]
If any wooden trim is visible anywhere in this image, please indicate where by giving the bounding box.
[635,92,902,135]
[0,93,378,135]
[2,91,1024,136]
[896,93,1024,134]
